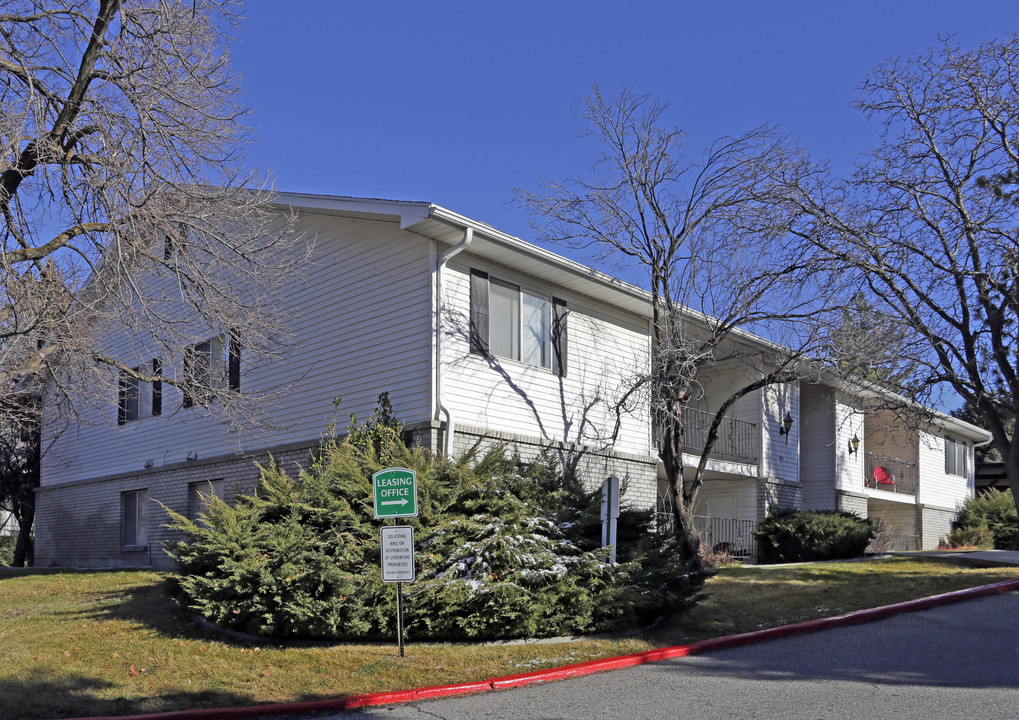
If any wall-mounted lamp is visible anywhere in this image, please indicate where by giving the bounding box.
[143,459,154,469]
[186,451,199,462]
[848,434,860,455]
[778,412,794,443]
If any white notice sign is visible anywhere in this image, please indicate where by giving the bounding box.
[380,525,415,582]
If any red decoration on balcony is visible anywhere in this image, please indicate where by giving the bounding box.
[874,466,895,485]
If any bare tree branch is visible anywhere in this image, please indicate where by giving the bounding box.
[518,84,835,565]
[800,35,1019,522]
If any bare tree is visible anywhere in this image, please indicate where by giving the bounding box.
[798,36,1019,523]
[0,1,305,553]
[0,394,39,566]
[1,1,304,414]
[518,86,830,564]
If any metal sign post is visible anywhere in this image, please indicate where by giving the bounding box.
[601,475,620,564]
[380,524,415,657]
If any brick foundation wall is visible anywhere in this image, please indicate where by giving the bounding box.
[37,421,659,570]
[918,504,957,551]
[35,441,316,570]
[755,477,802,521]
[836,491,869,518]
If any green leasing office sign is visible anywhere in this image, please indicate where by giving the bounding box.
[372,467,418,519]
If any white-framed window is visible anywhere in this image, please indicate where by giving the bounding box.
[183,333,240,408]
[945,436,968,477]
[469,269,567,375]
[122,489,148,547]
[188,479,225,524]
[118,360,162,425]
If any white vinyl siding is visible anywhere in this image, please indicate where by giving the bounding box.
[692,479,758,522]
[760,381,799,483]
[798,384,838,509]
[41,213,435,486]
[833,395,866,495]
[917,431,974,509]
[444,261,651,457]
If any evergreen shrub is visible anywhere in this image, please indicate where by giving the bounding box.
[165,396,703,641]
[754,508,874,564]
[954,489,1018,549]
[0,535,16,566]
[944,524,994,550]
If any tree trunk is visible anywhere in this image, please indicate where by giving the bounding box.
[671,493,701,569]
[662,405,702,569]
[12,505,33,567]
[1007,447,1019,551]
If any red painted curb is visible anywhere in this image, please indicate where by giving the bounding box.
[60,577,1019,720]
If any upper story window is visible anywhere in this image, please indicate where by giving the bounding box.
[183,332,240,408]
[469,269,567,375]
[118,359,162,425]
[945,436,968,477]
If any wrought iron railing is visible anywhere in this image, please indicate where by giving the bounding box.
[867,532,919,553]
[864,452,918,495]
[655,493,759,561]
[866,517,919,552]
[654,406,757,461]
[694,515,759,560]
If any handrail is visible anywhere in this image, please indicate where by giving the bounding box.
[655,406,758,461]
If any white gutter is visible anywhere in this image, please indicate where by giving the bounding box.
[435,227,473,456]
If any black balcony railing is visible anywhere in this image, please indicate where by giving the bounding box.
[867,517,919,552]
[694,515,759,560]
[655,494,759,561]
[864,452,918,495]
[654,406,757,462]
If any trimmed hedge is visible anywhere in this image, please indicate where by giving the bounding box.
[0,535,16,566]
[755,508,874,564]
[165,402,703,641]
[945,524,994,550]
[954,489,1018,549]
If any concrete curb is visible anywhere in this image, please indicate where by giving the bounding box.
[61,577,1019,720]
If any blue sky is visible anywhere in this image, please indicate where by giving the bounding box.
[233,1,1018,246]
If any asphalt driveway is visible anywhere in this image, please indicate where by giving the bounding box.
[323,589,1019,720]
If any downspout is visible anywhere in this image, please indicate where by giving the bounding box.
[435,227,473,456]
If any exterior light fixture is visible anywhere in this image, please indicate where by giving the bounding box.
[143,458,154,469]
[778,412,794,444]
[186,451,199,462]
[849,434,860,455]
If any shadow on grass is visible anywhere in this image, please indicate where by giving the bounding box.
[62,576,248,645]
[64,577,384,649]
[1,672,258,720]
[0,567,138,579]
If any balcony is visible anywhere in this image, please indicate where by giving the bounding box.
[654,495,759,561]
[864,452,918,496]
[655,406,757,462]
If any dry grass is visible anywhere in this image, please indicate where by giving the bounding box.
[1,558,1015,719]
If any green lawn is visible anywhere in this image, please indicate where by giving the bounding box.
[1,558,1015,720]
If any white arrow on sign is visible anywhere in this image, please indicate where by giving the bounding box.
[381,499,409,507]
